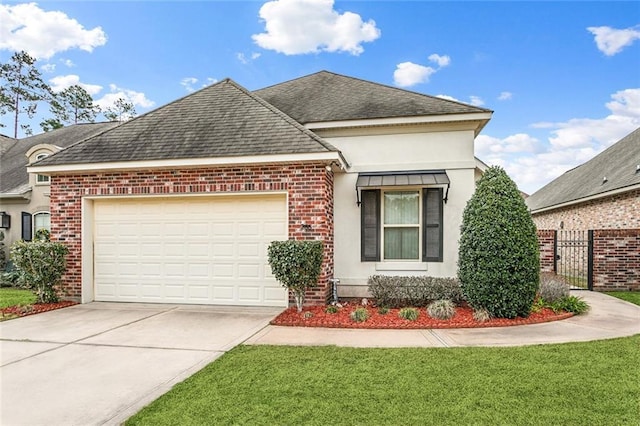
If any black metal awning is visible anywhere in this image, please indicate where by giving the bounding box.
[355,170,451,205]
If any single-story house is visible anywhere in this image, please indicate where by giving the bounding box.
[0,122,120,255]
[29,71,492,307]
[526,127,640,230]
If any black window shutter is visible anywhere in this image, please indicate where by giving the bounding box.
[422,188,443,262]
[361,189,380,261]
[21,212,32,241]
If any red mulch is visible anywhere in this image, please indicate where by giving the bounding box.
[1,301,77,319]
[271,303,574,329]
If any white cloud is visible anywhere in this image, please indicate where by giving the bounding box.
[49,74,102,96]
[477,88,640,194]
[41,63,56,73]
[252,0,380,55]
[61,58,75,67]
[237,52,262,64]
[95,84,155,112]
[469,96,485,106]
[179,77,218,93]
[436,94,460,102]
[428,53,450,67]
[498,91,512,101]
[587,25,640,56]
[394,52,451,87]
[393,62,436,87]
[0,3,107,59]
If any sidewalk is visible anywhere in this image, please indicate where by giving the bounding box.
[245,291,640,348]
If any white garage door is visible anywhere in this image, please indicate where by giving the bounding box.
[93,194,288,307]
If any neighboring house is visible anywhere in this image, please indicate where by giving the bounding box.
[0,123,120,257]
[29,71,492,306]
[526,127,640,230]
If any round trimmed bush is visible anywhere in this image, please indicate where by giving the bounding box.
[458,166,540,318]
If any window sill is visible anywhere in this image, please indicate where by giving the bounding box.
[375,262,427,272]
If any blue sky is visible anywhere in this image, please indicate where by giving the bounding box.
[1,1,639,194]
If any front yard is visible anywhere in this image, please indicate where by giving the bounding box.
[127,335,640,425]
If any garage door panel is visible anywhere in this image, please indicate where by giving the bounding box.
[94,194,288,307]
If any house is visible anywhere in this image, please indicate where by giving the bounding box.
[526,127,640,230]
[0,122,120,256]
[28,71,492,307]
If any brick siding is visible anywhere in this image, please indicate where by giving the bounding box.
[49,162,334,305]
[536,229,639,291]
[532,189,640,230]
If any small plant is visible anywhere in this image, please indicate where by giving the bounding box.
[531,297,547,313]
[350,307,369,323]
[539,273,570,303]
[368,275,463,308]
[303,311,314,319]
[427,299,456,320]
[398,307,419,321]
[377,306,389,315]
[325,305,339,314]
[472,307,493,322]
[10,240,69,303]
[551,296,590,315]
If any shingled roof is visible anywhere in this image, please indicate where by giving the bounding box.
[254,70,492,124]
[526,127,640,212]
[0,122,119,194]
[36,79,339,167]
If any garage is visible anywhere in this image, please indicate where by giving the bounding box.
[92,193,288,307]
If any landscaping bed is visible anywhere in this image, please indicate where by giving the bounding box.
[271,302,573,329]
[0,300,77,320]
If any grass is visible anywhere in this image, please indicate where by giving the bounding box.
[0,288,36,309]
[605,291,640,306]
[127,336,640,426]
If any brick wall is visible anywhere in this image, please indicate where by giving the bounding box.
[532,189,640,230]
[592,229,640,291]
[50,162,335,305]
[536,228,639,291]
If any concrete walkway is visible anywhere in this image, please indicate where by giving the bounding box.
[245,291,640,347]
[0,302,282,426]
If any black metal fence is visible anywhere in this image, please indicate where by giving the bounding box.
[555,230,593,290]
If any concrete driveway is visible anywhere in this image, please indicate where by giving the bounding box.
[0,302,282,426]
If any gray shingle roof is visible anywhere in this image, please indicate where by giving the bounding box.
[254,70,492,124]
[37,79,339,167]
[0,122,119,193]
[526,127,640,212]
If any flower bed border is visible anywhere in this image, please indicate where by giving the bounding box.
[1,301,78,320]
[271,304,574,329]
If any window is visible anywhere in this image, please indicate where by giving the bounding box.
[22,212,50,241]
[361,188,443,262]
[35,153,49,183]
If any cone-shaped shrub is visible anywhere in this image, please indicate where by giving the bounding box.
[458,166,539,318]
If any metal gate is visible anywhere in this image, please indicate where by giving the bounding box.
[555,230,593,290]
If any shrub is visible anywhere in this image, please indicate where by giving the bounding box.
[350,307,369,323]
[398,307,419,321]
[325,305,339,314]
[0,231,7,272]
[377,306,389,315]
[539,273,570,303]
[267,240,324,312]
[10,240,69,303]
[458,166,540,318]
[368,275,463,308]
[550,296,590,315]
[427,299,456,320]
[472,308,493,322]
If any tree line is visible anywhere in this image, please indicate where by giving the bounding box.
[0,51,137,138]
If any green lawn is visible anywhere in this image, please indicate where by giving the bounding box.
[0,288,36,309]
[127,336,640,426]
[605,291,640,306]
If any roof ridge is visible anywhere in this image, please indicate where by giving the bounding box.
[228,78,340,154]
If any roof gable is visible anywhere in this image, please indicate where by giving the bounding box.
[254,70,492,124]
[0,122,119,193]
[526,127,640,212]
[37,79,338,167]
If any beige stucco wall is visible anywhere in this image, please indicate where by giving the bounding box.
[316,126,478,298]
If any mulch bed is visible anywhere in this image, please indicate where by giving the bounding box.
[1,301,78,319]
[271,303,574,329]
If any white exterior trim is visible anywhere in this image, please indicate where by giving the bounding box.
[305,112,492,134]
[28,152,346,175]
[530,183,640,214]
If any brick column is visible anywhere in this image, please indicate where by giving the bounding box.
[537,229,556,273]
